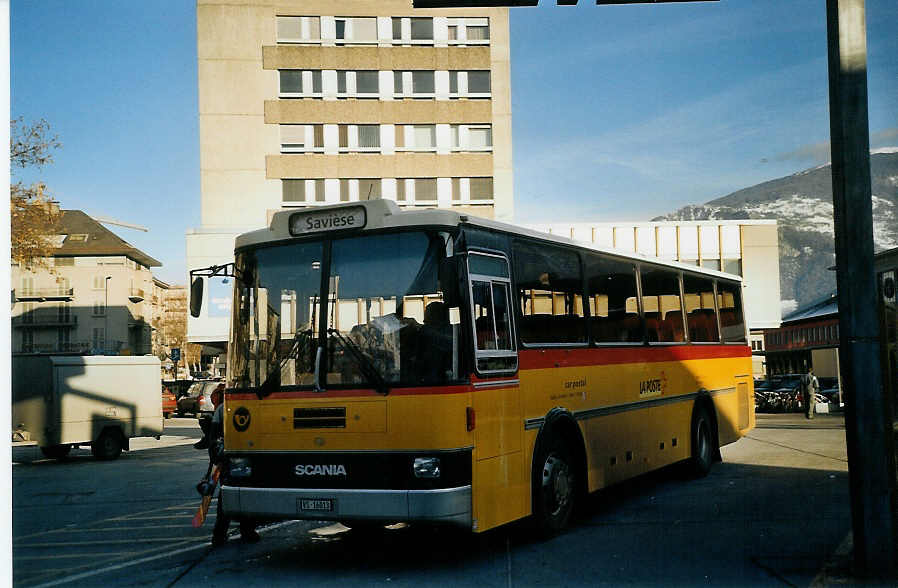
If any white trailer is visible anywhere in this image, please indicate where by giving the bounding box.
[12,355,164,460]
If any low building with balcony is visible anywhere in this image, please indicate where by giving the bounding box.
[11,209,162,356]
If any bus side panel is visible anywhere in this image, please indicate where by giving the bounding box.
[473,453,526,533]
[711,372,755,448]
[472,384,527,532]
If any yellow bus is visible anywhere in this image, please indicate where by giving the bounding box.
[190,199,754,535]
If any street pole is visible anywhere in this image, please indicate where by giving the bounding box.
[826,0,897,577]
[104,276,111,355]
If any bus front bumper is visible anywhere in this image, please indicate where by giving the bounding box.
[219,484,472,528]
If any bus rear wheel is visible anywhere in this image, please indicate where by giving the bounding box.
[533,438,576,535]
[689,406,714,477]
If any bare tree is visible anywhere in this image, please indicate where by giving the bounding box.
[10,118,62,267]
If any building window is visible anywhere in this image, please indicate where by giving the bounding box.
[396,179,407,203]
[280,125,324,153]
[358,125,380,150]
[396,125,436,151]
[469,177,494,201]
[336,70,379,98]
[391,17,435,45]
[448,71,491,98]
[281,179,326,205]
[414,178,438,203]
[359,178,381,200]
[468,70,491,95]
[276,16,321,44]
[338,124,381,152]
[93,301,106,316]
[446,18,490,45]
[279,70,322,98]
[394,71,435,98]
[410,18,433,41]
[335,17,377,44]
[451,124,492,151]
[412,71,435,95]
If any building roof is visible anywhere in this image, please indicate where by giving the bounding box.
[54,210,161,268]
[782,291,838,324]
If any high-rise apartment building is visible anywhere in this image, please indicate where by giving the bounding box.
[188,0,513,344]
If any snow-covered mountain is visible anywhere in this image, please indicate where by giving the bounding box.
[653,152,898,310]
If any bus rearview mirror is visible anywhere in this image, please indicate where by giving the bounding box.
[190,277,204,318]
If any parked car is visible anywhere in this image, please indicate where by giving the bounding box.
[177,380,221,417]
[162,385,177,419]
[163,379,194,401]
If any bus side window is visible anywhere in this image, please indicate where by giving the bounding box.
[717,280,747,343]
[683,274,719,342]
[640,267,685,343]
[468,252,517,374]
[585,255,641,344]
[513,240,585,345]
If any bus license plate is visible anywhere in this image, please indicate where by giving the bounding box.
[299,498,334,512]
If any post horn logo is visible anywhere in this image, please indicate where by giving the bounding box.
[233,407,251,432]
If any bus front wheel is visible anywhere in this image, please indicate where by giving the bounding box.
[689,406,714,477]
[533,438,576,535]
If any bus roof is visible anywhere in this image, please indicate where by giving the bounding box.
[236,200,742,282]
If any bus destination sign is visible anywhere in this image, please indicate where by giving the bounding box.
[290,206,367,236]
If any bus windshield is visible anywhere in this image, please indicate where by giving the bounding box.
[228,231,462,391]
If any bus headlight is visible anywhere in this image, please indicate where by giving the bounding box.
[413,457,441,479]
[229,457,252,478]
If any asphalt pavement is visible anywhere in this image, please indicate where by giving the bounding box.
[11,413,860,587]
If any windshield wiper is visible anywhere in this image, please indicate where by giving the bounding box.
[258,328,315,399]
[326,328,389,395]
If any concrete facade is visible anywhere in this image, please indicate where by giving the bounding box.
[189,0,512,344]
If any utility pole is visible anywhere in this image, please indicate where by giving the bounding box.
[826,0,897,578]
[104,276,112,355]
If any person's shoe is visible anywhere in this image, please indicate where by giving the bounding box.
[240,525,260,544]
[194,437,209,450]
[211,529,228,547]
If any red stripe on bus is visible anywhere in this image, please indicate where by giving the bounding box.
[226,384,472,401]
[518,345,751,370]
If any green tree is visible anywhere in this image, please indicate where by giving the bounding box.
[10,118,62,267]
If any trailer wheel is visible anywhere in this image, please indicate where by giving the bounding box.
[40,444,72,460]
[92,430,123,460]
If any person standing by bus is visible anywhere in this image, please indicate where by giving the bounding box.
[200,386,260,546]
[802,367,819,419]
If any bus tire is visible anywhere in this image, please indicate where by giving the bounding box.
[532,436,577,535]
[40,444,72,460]
[689,405,714,477]
[91,429,123,460]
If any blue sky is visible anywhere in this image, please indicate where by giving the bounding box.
[10,0,898,284]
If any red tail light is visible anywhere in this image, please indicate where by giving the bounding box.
[466,407,476,432]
